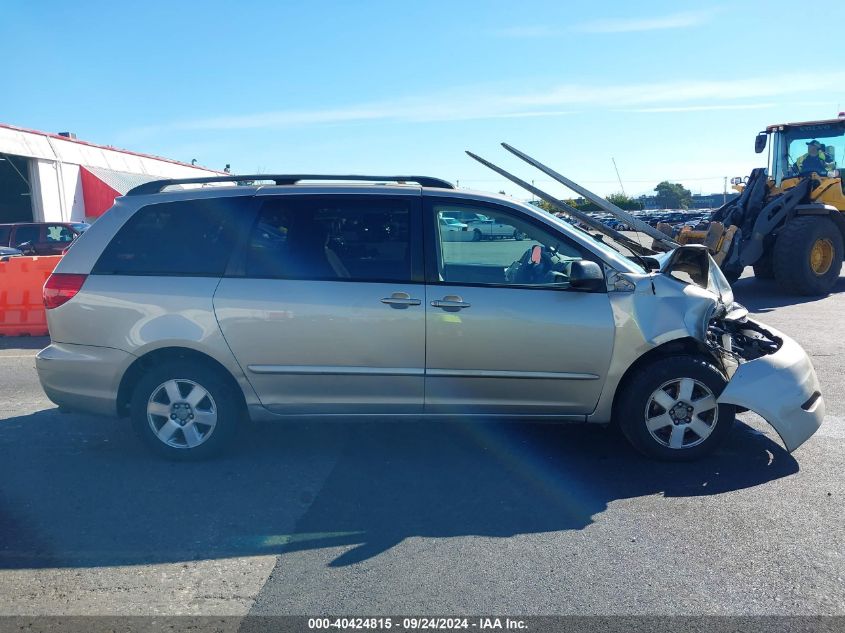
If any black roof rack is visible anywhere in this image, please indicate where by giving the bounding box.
[126,174,454,196]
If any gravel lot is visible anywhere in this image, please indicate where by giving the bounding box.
[0,267,843,617]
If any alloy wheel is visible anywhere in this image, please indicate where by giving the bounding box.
[147,379,218,449]
[644,377,718,450]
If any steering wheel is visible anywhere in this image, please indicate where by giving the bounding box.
[508,244,552,284]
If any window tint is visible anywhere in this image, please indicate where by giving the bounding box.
[93,199,244,276]
[13,225,39,246]
[46,225,75,242]
[432,203,588,287]
[246,197,412,282]
[0,227,10,245]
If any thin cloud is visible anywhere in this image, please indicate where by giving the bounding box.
[623,103,775,113]
[575,10,714,33]
[123,71,845,136]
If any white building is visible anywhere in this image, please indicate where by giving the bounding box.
[0,123,224,224]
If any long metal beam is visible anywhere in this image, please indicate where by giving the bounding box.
[465,151,655,256]
[501,143,678,250]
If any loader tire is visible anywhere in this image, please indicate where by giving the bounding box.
[752,253,774,279]
[722,266,742,284]
[773,216,843,296]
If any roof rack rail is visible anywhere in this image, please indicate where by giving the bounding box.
[126,174,455,196]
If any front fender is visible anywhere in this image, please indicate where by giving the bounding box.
[717,323,825,452]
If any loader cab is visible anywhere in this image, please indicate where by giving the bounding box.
[763,118,845,187]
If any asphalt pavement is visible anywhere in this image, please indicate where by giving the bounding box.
[0,268,843,616]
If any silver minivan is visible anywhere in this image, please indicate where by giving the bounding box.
[36,175,825,460]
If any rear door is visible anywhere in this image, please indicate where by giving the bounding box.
[214,192,426,414]
[423,198,616,416]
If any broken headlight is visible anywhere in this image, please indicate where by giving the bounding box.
[707,317,782,362]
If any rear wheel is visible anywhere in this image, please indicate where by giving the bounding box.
[773,216,843,295]
[752,252,774,279]
[130,360,241,459]
[472,229,482,242]
[615,355,735,461]
[722,266,743,284]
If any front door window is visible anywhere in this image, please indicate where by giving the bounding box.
[433,203,589,287]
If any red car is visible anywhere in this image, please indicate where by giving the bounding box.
[0,222,89,256]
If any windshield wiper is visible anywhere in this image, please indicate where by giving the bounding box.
[591,232,653,272]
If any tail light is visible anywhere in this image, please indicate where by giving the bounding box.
[43,273,87,309]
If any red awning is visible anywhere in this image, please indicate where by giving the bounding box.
[79,167,158,218]
[79,167,123,218]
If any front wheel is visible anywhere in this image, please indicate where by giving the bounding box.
[472,229,482,242]
[773,216,843,295]
[615,356,735,461]
[130,360,241,459]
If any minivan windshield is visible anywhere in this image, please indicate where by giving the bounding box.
[509,200,647,273]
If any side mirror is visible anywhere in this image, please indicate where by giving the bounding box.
[569,260,605,291]
[754,132,767,154]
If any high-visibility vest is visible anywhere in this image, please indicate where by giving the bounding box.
[796,151,828,171]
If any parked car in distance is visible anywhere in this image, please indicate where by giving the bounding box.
[36,174,824,462]
[0,222,90,256]
[439,216,468,232]
[465,216,525,241]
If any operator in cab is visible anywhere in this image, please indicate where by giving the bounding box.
[796,139,828,174]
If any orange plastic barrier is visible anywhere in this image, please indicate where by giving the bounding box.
[0,256,62,336]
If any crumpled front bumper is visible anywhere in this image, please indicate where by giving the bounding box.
[717,322,824,452]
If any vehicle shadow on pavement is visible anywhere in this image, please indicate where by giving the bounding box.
[0,410,797,569]
[0,335,49,351]
[732,271,845,312]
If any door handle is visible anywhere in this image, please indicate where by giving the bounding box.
[381,292,422,309]
[431,295,471,310]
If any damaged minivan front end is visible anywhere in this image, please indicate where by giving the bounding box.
[605,245,824,453]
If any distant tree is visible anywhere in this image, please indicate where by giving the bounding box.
[535,199,559,213]
[654,181,692,209]
[606,192,644,211]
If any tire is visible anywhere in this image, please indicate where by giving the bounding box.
[773,216,843,296]
[752,253,774,279]
[722,266,743,285]
[472,229,482,242]
[129,359,241,460]
[513,230,525,241]
[615,355,735,461]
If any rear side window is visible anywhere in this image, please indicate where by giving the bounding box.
[0,227,10,245]
[245,197,413,282]
[46,225,75,242]
[14,225,40,245]
[93,198,246,276]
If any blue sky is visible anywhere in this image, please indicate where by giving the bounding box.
[4,0,845,199]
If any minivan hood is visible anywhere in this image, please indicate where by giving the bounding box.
[651,244,736,312]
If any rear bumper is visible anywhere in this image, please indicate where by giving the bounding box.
[36,342,132,416]
[718,323,824,452]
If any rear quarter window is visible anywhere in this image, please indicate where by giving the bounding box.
[92,198,249,276]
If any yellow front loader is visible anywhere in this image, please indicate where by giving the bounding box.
[662,116,845,295]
